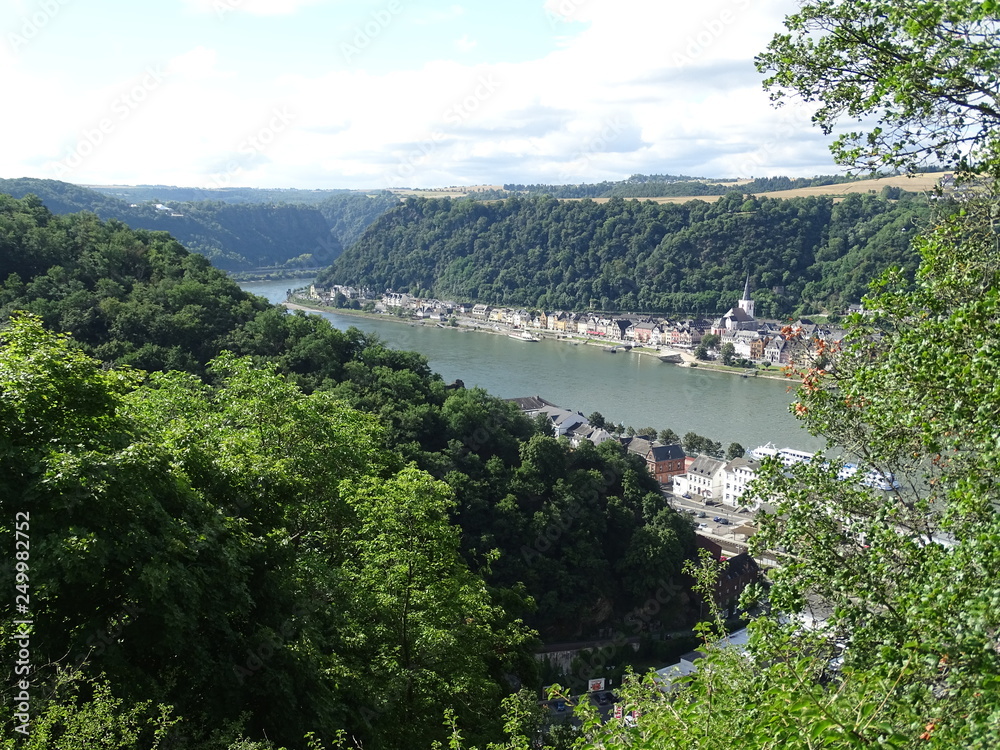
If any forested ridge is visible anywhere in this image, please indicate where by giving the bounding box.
[0,193,698,749]
[319,190,928,317]
[0,178,399,272]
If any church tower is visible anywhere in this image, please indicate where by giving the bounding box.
[738,274,755,319]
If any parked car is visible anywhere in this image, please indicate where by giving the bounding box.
[713,516,722,523]
[718,518,730,525]
[697,511,707,518]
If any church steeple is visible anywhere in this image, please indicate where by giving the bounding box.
[738,273,755,319]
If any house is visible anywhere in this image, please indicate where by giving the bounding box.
[722,457,761,507]
[507,395,559,413]
[382,292,413,308]
[471,304,491,318]
[730,330,760,359]
[610,318,632,340]
[647,443,687,483]
[749,335,770,361]
[619,436,687,484]
[565,423,614,447]
[674,455,726,500]
[764,336,789,365]
[714,553,760,613]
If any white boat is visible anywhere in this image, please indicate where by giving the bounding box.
[754,445,899,490]
[508,331,540,342]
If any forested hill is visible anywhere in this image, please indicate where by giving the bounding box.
[0,177,399,272]
[317,191,929,317]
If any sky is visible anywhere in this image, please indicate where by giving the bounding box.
[1,0,843,190]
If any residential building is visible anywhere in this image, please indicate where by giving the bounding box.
[722,457,761,507]
[675,455,726,500]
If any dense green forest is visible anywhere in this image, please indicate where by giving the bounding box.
[318,190,928,316]
[0,179,399,272]
[0,193,698,749]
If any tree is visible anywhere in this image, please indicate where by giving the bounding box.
[756,0,1000,177]
[693,343,709,361]
[700,333,720,349]
[658,428,679,445]
[587,411,606,429]
[682,431,701,454]
[339,467,534,749]
[725,442,745,461]
[719,342,735,366]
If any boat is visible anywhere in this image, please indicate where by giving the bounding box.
[508,331,540,342]
[602,346,618,353]
[753,444,899,490]
[658,352,683,363]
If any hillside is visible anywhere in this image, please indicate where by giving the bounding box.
[318,190,930,317]
[0,178,399,272]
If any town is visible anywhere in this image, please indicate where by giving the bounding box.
[301,274,856,369]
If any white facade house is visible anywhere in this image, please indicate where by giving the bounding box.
[722,457,761,507]
[675,456,726,500]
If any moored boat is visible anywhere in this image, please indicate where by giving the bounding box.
[508,330,540,342]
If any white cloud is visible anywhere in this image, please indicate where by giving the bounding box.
[166,46,228,79]
[1,0,839,189]
[180,0,326,17]
[411,4,467,26]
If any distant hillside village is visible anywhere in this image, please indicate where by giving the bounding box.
[304,276,853,368]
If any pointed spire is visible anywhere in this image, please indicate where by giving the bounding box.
[742,272,751,301]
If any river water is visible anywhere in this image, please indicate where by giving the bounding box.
[238,279,823,451]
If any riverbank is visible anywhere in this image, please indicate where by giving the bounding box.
[282,297,793,382]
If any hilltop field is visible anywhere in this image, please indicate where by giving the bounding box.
[386,172,948,202]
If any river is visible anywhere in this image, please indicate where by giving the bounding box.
[238,279,824,451]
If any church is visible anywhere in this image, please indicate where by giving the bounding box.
[711,275,757,336]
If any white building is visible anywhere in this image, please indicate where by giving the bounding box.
[722,457,762,507]
[675,455,726,501]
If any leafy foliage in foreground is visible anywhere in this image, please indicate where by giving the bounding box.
[0,315,533,749]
